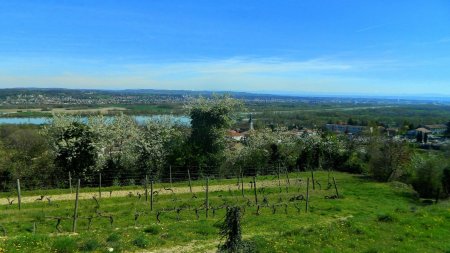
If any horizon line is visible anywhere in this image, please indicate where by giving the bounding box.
[2,87,450,100]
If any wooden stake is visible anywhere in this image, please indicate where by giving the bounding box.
[333,177,339,198]
[206,177,209,218]
[145,175,148,202]
[241,173,245,198]
[277,165,281,187]
[169,165,173,187]
[311,168,315,190]
[69,171,72,194]
[188,168,192,193]
[16,179,21,211]
[285,167,291,186]
[150,180,154,211]
[253,176,258,205]
[306,177,310,213]
[98,173,102,199]
[72,179,80,233]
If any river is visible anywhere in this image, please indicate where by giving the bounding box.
[0,115,191,125]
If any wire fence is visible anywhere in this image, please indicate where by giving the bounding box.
[0,165,341,236]
[0,165,312,191]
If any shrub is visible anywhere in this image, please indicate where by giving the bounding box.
[52,237,77,253]
[143,225,161,235]
[106,233,121,243]
[377,214,395,222]
[367,138,411,182]
[219,206,243,253]
[133,235,149,248]
[79,238,100,252]
[410,156,443,198]
[442,168,450,197]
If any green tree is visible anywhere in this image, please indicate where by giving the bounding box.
[367,138,412,182]
[187,95,242,174]
[446,121,450,136]
[410,155,443,198]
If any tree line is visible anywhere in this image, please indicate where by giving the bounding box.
[0,96,449,200]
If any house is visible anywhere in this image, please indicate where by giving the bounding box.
[227,130,244,141]
[325,124,365,135]
[385,128,399,137]
[424,124,447,135]
[415,127,432,143]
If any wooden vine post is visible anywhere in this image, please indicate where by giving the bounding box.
[150,180,154,211]
[206,177,209,218]
[241,172,245,198]
[253,176,258,205]
[306,177,310,213]
[98,173,102,199]
[16,179,21,211]
[169,165,173,187]
[188,168,192,193]
[285,167,290,186]
[311,168,315,190]
[145,175,148,202]
[72,179,80,233]
[333,177,339,198]
[69,171,72,194]
[277,164,281,187]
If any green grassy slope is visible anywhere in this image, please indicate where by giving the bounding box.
[0,172,449,253]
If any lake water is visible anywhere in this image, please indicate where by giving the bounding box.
[0,115,191,125]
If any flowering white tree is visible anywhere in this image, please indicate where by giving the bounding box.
[87,114,140,175]
[42,114,99,180]
[134,117,181,178]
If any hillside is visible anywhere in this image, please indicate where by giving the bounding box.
[0,172,449,253]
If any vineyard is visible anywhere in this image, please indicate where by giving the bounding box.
[1,170,449,253]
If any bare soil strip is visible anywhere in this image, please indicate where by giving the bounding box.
[0,179,284,205]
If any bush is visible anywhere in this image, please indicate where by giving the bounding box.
[377,214,395,223]
[368,139,411,182]
[410,156,443,198]
[52,237,77,253]
[442,168,450,197]
[106,233,121,243]
[79,238,100,252]
[219,206,243,253]
[143,225,161,235]
[133,235,149,248]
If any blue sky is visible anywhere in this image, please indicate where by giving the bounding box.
[1,1,450,96]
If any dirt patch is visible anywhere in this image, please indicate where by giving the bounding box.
[0,179,285,205]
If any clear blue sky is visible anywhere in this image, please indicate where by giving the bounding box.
[1,1,450,96]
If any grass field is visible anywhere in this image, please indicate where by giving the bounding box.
[0,172,449,253]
